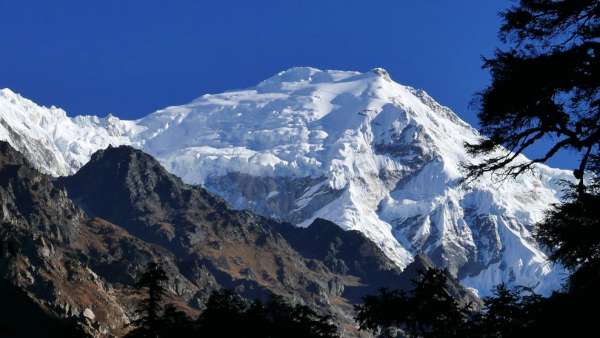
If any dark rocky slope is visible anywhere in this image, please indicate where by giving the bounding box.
[0,142,476,337]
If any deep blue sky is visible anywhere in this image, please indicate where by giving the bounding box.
[0,0,578,168]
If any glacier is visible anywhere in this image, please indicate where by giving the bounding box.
[0,67,572,296]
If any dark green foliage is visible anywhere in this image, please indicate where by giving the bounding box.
[125,284,339,338]
[464,0,599,193]
[479,284,531,335]
[194,289,249,337]
[467,283,598,338]
[461,0,600,292]
[196,289,339,338]
[355,280,597,338]
[354,288,409,337]
[406,269,470,337]
[454,1,600,337]
[536,191,600,270]
[354,268,470,338]
[460,0,600,317]
[470,284,544,338]
[261,295,339,338]
[155,305,197,338]
[533,155,600,276]
[135,262,169,321]
[125,262,171,338]
[124,304,195,338]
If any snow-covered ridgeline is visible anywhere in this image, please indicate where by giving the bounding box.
[0,67,571,296]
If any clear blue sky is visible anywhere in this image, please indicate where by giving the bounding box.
[0,0,578,169]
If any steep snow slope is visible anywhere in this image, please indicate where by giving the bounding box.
[0,68,570,296]
[0,88,140,176]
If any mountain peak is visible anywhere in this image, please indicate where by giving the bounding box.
[60,145,230,246]
[256,67,361,92]
[87,144,154,167]
[80,144,176,192]
[66,144,190,204]
[370,67,392,81]
[0,87,35,110]
[0,68,569,296]
[4,137,483,336]
[0,87,16,98]
[256,67,393,91]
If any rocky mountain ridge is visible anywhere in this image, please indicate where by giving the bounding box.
[0,67,571,295]
[1,141,476,337]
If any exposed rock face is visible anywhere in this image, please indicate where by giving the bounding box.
[0,142,477,337]
[278,219,478,306]
[0,142,134,336]
[0,68,570,297]
[205,173,339,223]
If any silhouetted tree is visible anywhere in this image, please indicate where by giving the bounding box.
[358,2,599,336]
[157,305,196,337]
[260,295,339,338]
[460,1,600,336]
[196,289,339,338]
[125,262,169,338]
[536,189,600,279]
[534,154,600,295]
[355,268,470,338]
[464,0,599,193]
[409,269,470,337]
[354,288,404,337]
[469,284,545,338]
[124,277,339,338]
[465,282,600,338]
[195,289,249,337]
[463,0,600,290]
[478,284,526,336]
[354,288,409,338]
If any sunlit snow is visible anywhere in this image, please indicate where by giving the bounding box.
[0,67,572,296]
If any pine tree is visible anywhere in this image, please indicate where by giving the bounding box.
[464,1,599,193]
[195,290,339,338]
[158,305,196,337]
[462,0,600,289]
[354,288,409,337]
[125,262,169,338]
[406,269,469,338]
[261,295,339,338]
[195,289,249,337]
[472,284,545,338]
[355,268,469,338]
[461,1,600,336]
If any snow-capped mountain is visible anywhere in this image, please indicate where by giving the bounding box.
[0,67,571,296]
